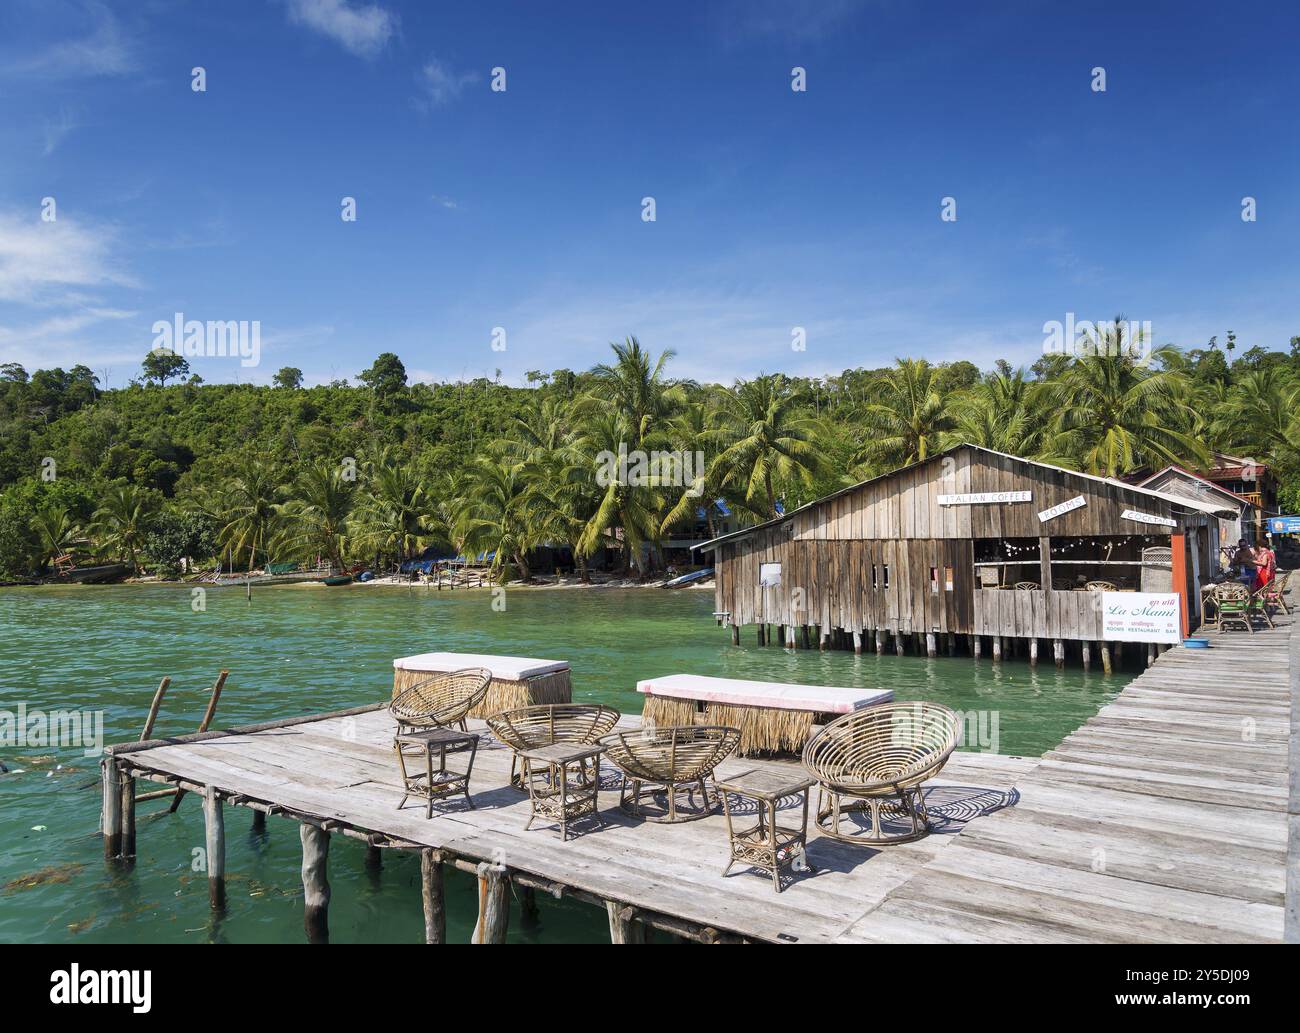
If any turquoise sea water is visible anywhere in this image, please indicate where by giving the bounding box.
[0,584,1126,943]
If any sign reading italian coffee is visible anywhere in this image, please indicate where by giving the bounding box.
[937,491,1032,505]
[1038,494,1086,523]
[1100,591,1181,643]
[1120,509,1177,528]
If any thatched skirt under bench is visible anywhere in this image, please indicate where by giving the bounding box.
[392,653,572,720]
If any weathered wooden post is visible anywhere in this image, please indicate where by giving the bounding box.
[120,770,136,859]
[606,901,646,943]
[972,635,982,659]
[875,628,885,655]
[473,862,510,944]
[203,785,225,910]
[1081,641,1091,671]
[365,844,383,870]
[1099,641,1113,674]
[947,633,957,656]
[1146,643,1156,667]
[1028,639,1038,666]
[991,637,1002,662]
[301,823,331,943]
[1054,639,1065,668]
[251,810,266,833]
[101,757,122,861]
[730,624,739,646]
[851,630,862,655]
[894,631,904,656]
[925,633,937,658]
[420,848,445,944]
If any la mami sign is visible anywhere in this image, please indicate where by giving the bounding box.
[1038,495,1086,523]
[937,491,1031,506]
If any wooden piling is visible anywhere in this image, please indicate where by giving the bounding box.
[991,636,1002,661]
[852,630,862,655]
[420,848,445,944]
[1081,641,1091,671]
[140,676,171,742]
[925,632,937,658]
[365,844,382,870]
[1029,639,1038,666]
[947,633,957,657]
[607,901,647,944]
[730,624,739,645]
[894,631,904,656]
[875,628,885,655]
[301,823,331,943]
[972,635,982,659]
[1147,643,1156,667]
[473,862,510,944]
[169,670,229,813]
[203,784,225,910]
[251,809,266,833]
[1054,639,1065,668]
[101,758,122,861]
[120,772,136,858]
[1100,642,1113,674]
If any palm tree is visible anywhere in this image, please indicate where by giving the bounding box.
[943,368,1064,461]
[856,359,956,471]
[354,459,437,569]
[282,461,357,571]
[217,460,286,572]
[32,503,83,570]
[572,338,687,574]
[701,374,824,520]
[90,484,157,572]
[452,455,548,582]
[1047,327,1208,476]
[1209,366,1300,468]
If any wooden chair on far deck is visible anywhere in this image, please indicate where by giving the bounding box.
[1213,583,1253,633]
[1014,581,1039,591]
[1085,580,1118,592]
[1262,569,1291,616]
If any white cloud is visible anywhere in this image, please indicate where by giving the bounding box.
[9,6,136,79]
[0,211,135,306]
[417,58,479,108]
[42,108,80,156]
[285,0,396,59]
[430,194,458,209]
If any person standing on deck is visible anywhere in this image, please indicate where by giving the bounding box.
[1253,541,1276,589]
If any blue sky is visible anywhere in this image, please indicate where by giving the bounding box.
[1,0,1297,388]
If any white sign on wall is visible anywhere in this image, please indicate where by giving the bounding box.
[759,562,782,587]
[1100,591,1181,643]
[1121,509,1176,528]
[937,491,1032,506]
[1038,495,1086,523]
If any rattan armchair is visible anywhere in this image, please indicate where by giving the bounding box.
[487,703,621,789]
[1213,583,1252,633]
[1263,569,1291,615]
[599,725,740,823]
[802,701,962,845]
[1085,580,1117,592]
[389,667,493,732]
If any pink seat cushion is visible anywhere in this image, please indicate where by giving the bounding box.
[637,674,891,713]
[394,652,569,682]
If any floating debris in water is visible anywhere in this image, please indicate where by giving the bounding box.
[4,863,85,893]
[67,917,94,934]
[31,825,47,832]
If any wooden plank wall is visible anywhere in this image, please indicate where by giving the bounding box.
[711,445,1182,644]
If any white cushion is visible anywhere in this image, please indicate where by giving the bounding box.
[637,674,891,713]
[394,652,569,682]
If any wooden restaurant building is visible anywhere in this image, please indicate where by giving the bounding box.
[697,444,1236,670]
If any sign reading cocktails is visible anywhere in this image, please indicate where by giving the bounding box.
[1100,591,1181,643]
[937,491,1031,505]
[1121,509,1176,528]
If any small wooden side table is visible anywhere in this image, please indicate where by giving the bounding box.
[717,768,816,892]
[520,743,605,841]
[394,728,479,817]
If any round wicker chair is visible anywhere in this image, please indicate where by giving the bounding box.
[487,703,622,790]
[802,701,962,845]
[1085,580,1117,592]
[389,667,493,733]
[599,725,740,823]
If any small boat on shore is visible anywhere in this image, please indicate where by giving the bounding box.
[57,563,128,584]
[322,574,354,586]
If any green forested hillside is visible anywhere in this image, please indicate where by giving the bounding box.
[2,325,1298,581]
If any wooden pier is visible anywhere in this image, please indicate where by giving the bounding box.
[101,619,1296,943]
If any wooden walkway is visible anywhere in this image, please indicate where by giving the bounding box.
[104,616,1295,944]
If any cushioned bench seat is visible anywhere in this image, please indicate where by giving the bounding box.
[393,652,571,717]
[637,674,892,756]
